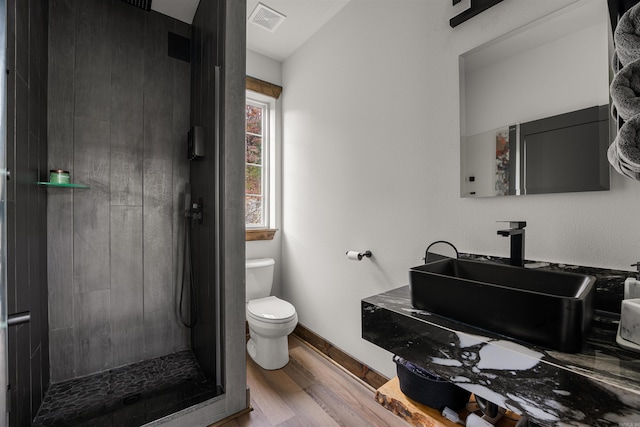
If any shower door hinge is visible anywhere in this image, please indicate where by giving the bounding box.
[6,384,10,413]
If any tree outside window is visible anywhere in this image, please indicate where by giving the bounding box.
[246,100,267,226]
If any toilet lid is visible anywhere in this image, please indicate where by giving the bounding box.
[247,296,296,323]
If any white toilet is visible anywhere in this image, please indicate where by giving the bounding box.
[245,258,298,370]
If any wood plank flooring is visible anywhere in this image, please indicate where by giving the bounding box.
[220,335,405,426]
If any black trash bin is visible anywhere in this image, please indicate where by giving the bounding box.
[393,355,471,411]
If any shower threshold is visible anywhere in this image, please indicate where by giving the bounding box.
[33,350,222,427]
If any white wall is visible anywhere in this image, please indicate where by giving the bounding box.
[281,0,640,379]
[246,50,285,295]
[247,49,283,85]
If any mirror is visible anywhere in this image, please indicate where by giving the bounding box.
[459,0,611,198]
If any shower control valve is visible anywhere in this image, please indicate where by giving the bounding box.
[191,198,204,224]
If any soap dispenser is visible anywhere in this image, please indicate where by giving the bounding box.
[624,262,640,299]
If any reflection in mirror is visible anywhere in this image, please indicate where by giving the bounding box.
[464,106,610,196]
[459,0,611,198]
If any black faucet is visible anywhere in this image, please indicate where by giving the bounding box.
[497,221,526,267]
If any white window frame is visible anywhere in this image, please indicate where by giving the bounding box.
[246,91,275,229]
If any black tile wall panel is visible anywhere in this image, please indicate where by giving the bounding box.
[109,0,144,130]
[28,53,41,140]
[49,328,74,382]
[27,131,42,352]
[47,0,75,338]
[15,0,27,82]
[110,126,143,207]
[47,0,74,172]
[74,0,111,122]
[6,0,15,205]
[6,327,17,424]
[142,157,175,359]
[73,290,111,377]
[6,0,50,424]
[110,206,144,366]
[14,77,30,314]
[15,324,30,427]
[14,78,29,308]
[144,14,175,160]
[6,200,15,316]
[72,117,111,296]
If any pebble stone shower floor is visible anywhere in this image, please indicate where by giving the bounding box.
[32,350,222,427]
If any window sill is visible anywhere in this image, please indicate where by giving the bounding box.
[246,229,277,241]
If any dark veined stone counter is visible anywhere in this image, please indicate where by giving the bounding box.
[362,259,640,427]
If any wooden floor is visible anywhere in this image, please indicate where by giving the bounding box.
[220,335,405,426]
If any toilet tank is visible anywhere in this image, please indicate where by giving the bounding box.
[246,258,275,301]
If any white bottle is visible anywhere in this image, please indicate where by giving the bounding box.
[625,262,640,300]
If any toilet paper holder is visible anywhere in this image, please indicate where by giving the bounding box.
[346,250,372,261]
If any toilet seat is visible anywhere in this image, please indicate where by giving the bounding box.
[247,296,296,324]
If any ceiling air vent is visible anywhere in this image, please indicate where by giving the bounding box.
[248,3,286,33]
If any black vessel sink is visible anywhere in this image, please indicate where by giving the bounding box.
[410,258,596,352]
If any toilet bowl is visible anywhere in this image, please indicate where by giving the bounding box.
[246,296,298,370]
[246,259,298,370]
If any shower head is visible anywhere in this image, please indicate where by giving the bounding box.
[120,0,152,11]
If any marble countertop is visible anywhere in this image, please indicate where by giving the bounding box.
[362,284,640,426]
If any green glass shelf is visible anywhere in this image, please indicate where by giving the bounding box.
[36,182,90,189]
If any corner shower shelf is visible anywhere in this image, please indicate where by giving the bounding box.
[36,182,90,189]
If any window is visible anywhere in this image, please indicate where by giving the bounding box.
[245,95,270,228]
[245,77,282,240]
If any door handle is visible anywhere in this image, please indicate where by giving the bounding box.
[7,311,30,327]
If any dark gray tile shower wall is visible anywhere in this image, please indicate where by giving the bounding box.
[48,0,191,382]
[6,0,50,425]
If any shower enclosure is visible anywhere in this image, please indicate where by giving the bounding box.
[1,0,247,425]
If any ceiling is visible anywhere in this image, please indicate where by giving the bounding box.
[149,0,351,62]
[246,0,351,61]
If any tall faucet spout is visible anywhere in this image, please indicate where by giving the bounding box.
[497,221,526,267]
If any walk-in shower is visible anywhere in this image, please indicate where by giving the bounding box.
[27,1,226,425]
